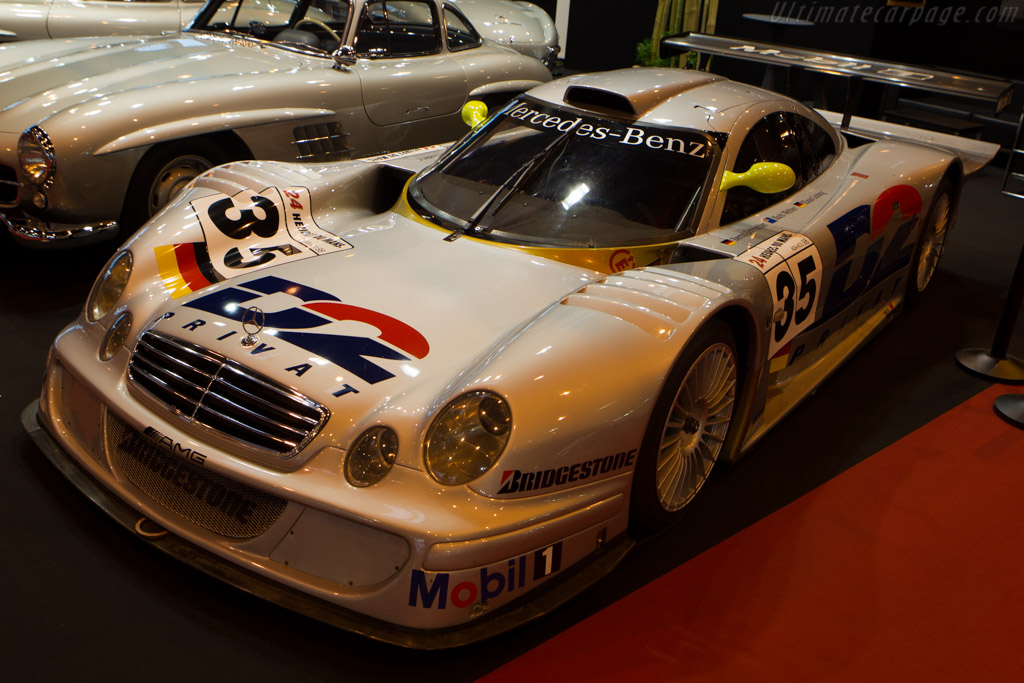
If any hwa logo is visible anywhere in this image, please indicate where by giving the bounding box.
[183,275,429,389]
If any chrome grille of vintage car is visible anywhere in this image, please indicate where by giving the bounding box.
[292,123,350,161]
[127,331,328,458]
[106,412,287,539]
[0,163,20,206]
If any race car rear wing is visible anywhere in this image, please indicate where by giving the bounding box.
[662,33,1014,128]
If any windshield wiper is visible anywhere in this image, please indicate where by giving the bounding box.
[455,126,576,237]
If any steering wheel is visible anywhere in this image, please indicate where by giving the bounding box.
[295,18,342,43]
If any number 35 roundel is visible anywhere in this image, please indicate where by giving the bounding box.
[735,231,823,357]
[191,187,353,282]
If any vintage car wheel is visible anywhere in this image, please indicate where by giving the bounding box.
[629,320,739,534]
[907,178,954,304]
[121,141,230,232]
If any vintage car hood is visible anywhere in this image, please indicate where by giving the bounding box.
[0,33,306,133]
[144,212,599,434]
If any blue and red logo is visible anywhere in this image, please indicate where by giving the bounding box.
[822,184,922,318]
[184,275,428,387]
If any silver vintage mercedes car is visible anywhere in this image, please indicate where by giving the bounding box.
[0,0,551,245]
[0,0,559,63]
[0,0,205,42]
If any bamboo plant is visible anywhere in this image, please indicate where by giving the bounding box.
[636,0,719,68]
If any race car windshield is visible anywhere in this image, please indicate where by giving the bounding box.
[409,99,717,247]
[193,0,351,53]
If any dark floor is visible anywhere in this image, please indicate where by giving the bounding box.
[1,165,1021,681]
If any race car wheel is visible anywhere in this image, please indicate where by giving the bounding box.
[120,140,230,233]
[630,319,738,534]
[907,178,954,305]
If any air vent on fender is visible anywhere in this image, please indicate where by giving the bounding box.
[560,271,716,340]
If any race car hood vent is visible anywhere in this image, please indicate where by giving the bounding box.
[562,70,722,118]
[564,87,639,117]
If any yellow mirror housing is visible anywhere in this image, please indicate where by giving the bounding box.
[460,100,487,129]
[720,162,796,194]
[461,100,488,129]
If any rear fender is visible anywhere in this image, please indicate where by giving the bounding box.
[819,110,998,175]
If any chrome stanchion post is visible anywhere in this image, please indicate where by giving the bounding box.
[955,236,1024,385]
[956,120,1024,426]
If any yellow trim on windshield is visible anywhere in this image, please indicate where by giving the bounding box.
[394,183,680,275]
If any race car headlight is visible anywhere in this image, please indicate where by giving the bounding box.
[424,391,511,486]
[18,126,56,186]
[345,426,399,487]
[99,312,133,361]
[86,250,133,322]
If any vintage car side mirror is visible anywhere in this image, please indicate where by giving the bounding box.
[720,162,796,194]
[461,100,488,129]
[332,45,357,70]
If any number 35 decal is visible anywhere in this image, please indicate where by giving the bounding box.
[190,186,352,282]
[735,231,823,357]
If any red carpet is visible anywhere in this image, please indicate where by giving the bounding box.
[483,386,1024,682]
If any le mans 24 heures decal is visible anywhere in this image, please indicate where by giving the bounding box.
[155,187,352,298]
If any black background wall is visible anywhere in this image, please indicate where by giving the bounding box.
[554,0,1023,79]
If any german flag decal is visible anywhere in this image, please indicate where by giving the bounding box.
[154,242,222,299]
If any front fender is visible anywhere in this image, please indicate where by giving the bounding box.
[37,68,362,211]
[461,265,769,500]
[93,107,335,156]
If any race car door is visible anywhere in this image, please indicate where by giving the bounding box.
[718,110,837,362]
[46,0,202,38]
[352,0,467,126]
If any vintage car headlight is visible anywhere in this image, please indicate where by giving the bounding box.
[86,250,133,322]
[99,312,133,361]
[345,426,399,487]
[424,391,511,486]
[18,126,56,186]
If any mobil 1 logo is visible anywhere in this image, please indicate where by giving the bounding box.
[408,542,564,610]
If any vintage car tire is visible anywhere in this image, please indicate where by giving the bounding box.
[629,319,739,535]
[906,177,954,306]
[120,141,231,232]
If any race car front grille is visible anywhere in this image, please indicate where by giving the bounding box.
[292,123,350,162]
[106,412,287,539]
[0,163,20,206]
[127,331,328,458]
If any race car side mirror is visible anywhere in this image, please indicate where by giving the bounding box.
[462,100,488,129]
[720,162,796,194]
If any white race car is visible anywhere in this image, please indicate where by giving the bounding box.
[24,54,1002,646]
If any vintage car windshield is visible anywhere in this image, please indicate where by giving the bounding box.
[409,98,718,247]
[192,0,352,53]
